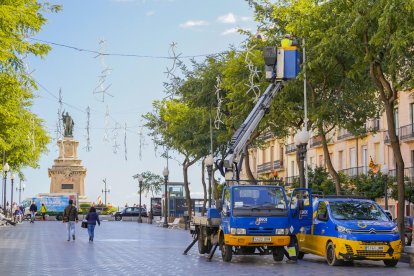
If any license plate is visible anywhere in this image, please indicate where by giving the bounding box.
[252,237,272,243]
[365,246,384,251]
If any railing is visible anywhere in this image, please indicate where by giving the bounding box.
[257,162,272,173]
[285,143,297,154]
[388,167,414,181]
[337,131,354,141]
[399,124,414,141]
[260,132,273,140]
[273,160,283,170]
[285,176,299,186]
[339,166,369,177]
[310,135,323,148]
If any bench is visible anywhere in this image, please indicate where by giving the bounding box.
[405,246,414,267]
[168,218,181,229]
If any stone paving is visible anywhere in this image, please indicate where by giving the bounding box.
[0,221,412,276]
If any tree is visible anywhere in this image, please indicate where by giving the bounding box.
[0,1,60,173]
[137,171,163,197]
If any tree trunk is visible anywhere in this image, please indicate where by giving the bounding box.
[318,124,341,195]
[201,159,207,216]
[244,146,256,182]
[183,158,193,219]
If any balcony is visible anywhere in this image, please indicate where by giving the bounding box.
[257,162,272,173]
[309,135,323,148]
[285,143,297,154]
[339,166,368,177]
[399,124,414,141]
[337,130,354,141]
[285,176,299,186]
[388,167,414,181]
[259,132,273,141]
[273,160,284,170]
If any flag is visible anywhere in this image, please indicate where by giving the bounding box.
[369,156,379,173]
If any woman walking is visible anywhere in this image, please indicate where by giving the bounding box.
[85,207,100,242]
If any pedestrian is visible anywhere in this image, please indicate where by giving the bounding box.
[85,206,100,242]
[63,199,78,241]
[29,202,37,223]
[283,235,299,263]
[41,203,47,221]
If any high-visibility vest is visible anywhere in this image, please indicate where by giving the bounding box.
[41,205,47,212]
[281,38,293,48]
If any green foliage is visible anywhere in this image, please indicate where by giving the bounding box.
[307,167,337,196]
[346,173,389,200]
[136,171,163,197]
[0,0,59,174]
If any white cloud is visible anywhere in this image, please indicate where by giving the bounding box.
[221,28,239,36]
[146,11,155,16]
[240,16,251,22]
[217,13,236,24]
[179,20,209,29]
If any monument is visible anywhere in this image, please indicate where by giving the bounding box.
[48,112,87,202]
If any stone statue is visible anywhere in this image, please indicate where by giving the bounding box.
[62,112,74,137]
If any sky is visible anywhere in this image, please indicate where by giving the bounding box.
[17,0,258,207]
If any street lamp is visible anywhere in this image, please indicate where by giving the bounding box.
[3,162,10,213]
[162,167,169,228]
[102,178,110,206]
[205,154,214,209]
[10,173,15,214]
[294,128,309,188]
[381,164,389,210]
[16,180,25,205]
[137,174,144,223]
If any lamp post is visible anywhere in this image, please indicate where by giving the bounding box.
[162,167,169,228]
[381,164,389,210]
[16,179,25,205]
[294,128,309,189]
[205,154,214,209]
[102,178,110,206]
[10,173,15,214]
[137,174,144,223]
[3,162,10,213]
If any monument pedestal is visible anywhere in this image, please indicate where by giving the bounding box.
[48,137,87,202]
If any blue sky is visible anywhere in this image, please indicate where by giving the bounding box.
[20,0,258,206]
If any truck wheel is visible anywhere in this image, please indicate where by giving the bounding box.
[221,245,232,262]
[326,242,342,266]
[297,251,305,260]
[115,215,122,221]
[383,260,398,267]
[273,247,284,262]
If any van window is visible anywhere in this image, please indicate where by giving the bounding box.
[317,202,328,220]
[330,201,389,221]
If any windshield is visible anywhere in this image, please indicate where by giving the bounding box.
[232,186,287,211]
[330,201,389,221]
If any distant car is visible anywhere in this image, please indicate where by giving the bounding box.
[113,207,147,221]
[404,216,413,246]
[151,207,161,216]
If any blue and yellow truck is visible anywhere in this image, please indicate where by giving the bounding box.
[296,196,402,266]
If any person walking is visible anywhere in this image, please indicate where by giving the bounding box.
[63,199,78,241]
[29,202,37,223]
[85,206,100,242]
[41,203,47,221]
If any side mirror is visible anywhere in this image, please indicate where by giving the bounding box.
[298,199,304,211]
[216,200,223,211]
[317,213,327,221]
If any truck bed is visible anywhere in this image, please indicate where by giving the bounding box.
[192,216,221,227]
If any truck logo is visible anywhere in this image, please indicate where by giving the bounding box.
[357,221,367,228]
[255,217,268,225]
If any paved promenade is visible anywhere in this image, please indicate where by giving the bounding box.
[0,221,412,276]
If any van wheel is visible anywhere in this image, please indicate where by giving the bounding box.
[115,215,122,221]
[383,260,398,267]
[273,247,284,262]
[221,245,233,262]
[326,242,342,266]
[297,251,305,260]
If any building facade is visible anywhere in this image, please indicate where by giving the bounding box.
[242,90,414,217]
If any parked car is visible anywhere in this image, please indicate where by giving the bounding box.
[297,196,401,267]
[404,216,413,246]
[113,207,147,221]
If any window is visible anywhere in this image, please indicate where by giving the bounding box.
[362,146,368,174]
[318,155,323,167]
[317,202,328,221]
[291,160,295,176]
[374,118,380,130]
[350,148,356,168]
[262,148,266,163]
[394,108,399,136]
[61,184,73,189]
[338,151,343,170]
[271,146,274,164]
[374,143,380,164]
[222,188,230,215]
[411,103,414,125]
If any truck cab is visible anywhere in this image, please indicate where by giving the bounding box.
[213,185,312,262]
